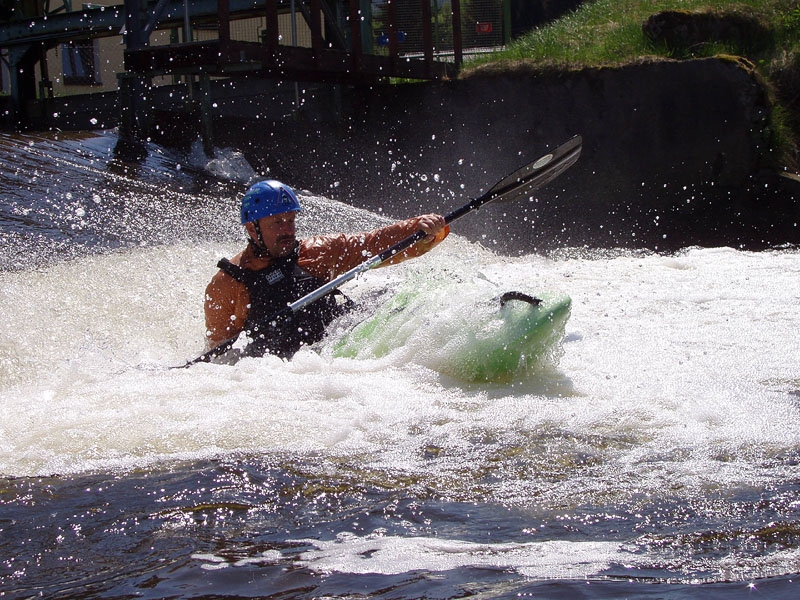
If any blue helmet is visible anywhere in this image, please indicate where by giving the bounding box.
[240,180,301,224]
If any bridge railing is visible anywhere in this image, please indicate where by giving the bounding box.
[122,0,468,81]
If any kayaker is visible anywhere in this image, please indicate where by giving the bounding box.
[204,179,449,359]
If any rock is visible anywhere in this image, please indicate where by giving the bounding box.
[643,9,771,54]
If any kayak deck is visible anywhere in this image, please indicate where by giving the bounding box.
[332,280,571,383]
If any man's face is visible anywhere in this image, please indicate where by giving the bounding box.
[248,211,297,258]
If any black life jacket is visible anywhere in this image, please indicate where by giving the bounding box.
[217,246,353,359]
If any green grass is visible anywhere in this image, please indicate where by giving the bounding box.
[463,0,800,72]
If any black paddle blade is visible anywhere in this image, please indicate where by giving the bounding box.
[444,135,582,225]
[485,134,582,204]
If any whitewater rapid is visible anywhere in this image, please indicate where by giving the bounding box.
[2,232,798,503]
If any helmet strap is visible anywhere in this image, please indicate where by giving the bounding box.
[249,220,270,257]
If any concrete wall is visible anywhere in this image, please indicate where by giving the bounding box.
[216,57,800,253]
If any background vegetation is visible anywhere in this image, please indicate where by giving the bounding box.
[467,0,800,68]
[463,0,800,168]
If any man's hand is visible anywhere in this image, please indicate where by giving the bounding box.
[417,213,447,241]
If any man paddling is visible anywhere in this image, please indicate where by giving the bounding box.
[204,180,449,359]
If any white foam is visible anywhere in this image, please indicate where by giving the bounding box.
[187,531,641,579]
[294,533,636,578]
[186,140,258,184]
[1,243,798,509]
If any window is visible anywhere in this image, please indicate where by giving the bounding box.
[61,40,100,86]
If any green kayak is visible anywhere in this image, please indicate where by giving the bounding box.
[332,279,571,383]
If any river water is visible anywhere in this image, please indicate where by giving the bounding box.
[1,130,799,599]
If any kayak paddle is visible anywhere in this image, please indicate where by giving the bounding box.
[185,134,582,366]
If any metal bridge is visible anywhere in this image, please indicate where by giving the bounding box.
[122,0,463,82]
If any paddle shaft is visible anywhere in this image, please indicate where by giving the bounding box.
[284,133,583,315]
[281,193,526,315]
[282,197,485,315]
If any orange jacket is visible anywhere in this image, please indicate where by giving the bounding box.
[204,217,449,348]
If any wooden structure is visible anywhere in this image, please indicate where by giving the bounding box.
[120,0,464,150]
[0,0,465,143]
[124,0,463,83]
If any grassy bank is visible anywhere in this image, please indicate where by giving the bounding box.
[465,0,800,69]
[462,0,800,169]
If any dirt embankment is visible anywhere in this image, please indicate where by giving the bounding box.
[217,56,799,253]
